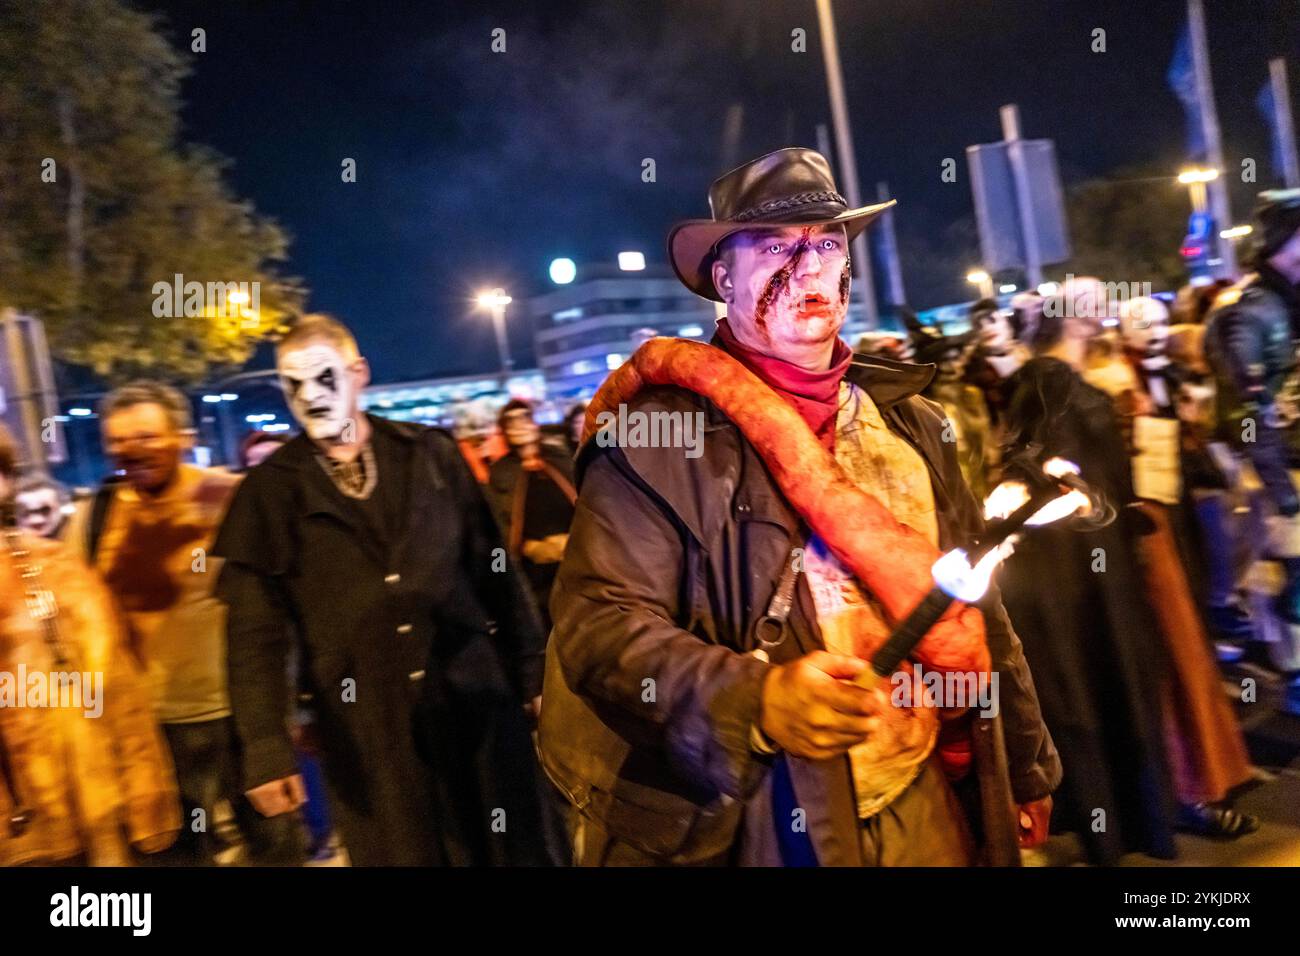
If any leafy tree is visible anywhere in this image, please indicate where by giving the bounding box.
[0,0,304,383]
[1059,165,1193,292]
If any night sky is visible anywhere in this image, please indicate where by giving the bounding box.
[141,0,1300,384]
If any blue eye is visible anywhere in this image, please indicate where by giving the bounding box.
[820,238,838,251]
[767,243,784,255]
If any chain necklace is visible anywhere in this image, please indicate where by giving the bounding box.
[316,443,378,500]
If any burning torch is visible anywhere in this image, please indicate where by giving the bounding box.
[869,457,1099,678]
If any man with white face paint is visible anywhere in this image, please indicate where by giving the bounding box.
[965,297,1033,454]
[1117,296,1176,415]
[278,342,359,444]
[1113,296,1258,839]
[213,314,551,866]
[969,297,1031,383]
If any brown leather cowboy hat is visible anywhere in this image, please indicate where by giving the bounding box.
[667,147,895,302]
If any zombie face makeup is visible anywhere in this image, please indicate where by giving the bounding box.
[976,309,1016,355]
[1139,320,1171,361]
[715,223,850,356]
[15,488,64,538]
[1118,297,1171,362]
[278,343,359,441]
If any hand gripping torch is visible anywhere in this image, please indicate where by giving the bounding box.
[868,462,1096,678]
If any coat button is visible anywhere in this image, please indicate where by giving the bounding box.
[384,573,401,585]
[396,623,413,635]
[408,669,426,682]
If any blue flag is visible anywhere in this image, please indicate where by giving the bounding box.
[1258,79,1288,182]
[1168,24,1206,160]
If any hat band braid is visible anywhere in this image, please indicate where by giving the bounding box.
[732,190,847,222]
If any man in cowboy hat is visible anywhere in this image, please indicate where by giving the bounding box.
[538,148,1060,866]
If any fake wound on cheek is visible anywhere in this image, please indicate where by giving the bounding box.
[754,227,813,338]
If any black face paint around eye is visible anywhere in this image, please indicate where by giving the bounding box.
[319,368,337,392]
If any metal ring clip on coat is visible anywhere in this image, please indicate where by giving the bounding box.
[751,545,802,663]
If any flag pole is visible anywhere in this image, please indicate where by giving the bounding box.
[816,0,879,329]
[877,181,907,308]
[1188,0,1237,276]
[1270,58,1300,189]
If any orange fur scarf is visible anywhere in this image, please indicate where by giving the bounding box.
[584,338,990,679]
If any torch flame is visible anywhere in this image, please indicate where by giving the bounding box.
[984,458,1091,525]
[933,460,1094,603]
[1027,489,1091,525]
[1042,457,1079,479]
[931,544,1013,602]
[930,460,1094,607]
[983,480,1031,523]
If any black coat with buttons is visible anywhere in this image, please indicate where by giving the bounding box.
[213,415,548,865]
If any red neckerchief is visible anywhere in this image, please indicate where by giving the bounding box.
[714,318,853,450]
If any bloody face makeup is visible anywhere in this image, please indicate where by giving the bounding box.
[718,223,850,354]
[102,402,186,495]
[278,343,358,441]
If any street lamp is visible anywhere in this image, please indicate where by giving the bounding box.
[1178,167,1224,280]
[549,258,576,285]
[477,288,514,384]
[966,269,994,299]
[1178,166,1219,213]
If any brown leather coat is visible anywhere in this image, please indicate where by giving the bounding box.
[539,353,1061,865]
